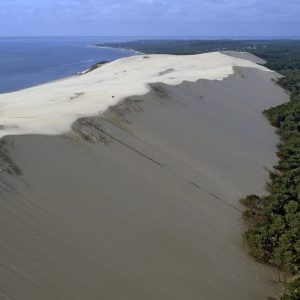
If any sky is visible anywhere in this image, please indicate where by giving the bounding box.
[0,0,300,37]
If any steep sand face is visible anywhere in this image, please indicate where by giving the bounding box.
[0,63,288,299]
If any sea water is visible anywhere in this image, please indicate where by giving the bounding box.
[0,36,136,93]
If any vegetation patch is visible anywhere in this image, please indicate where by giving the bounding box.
[0,138,22,175]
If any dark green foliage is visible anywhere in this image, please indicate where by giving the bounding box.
[282,276,300,299]
[99,39,300,57]
[240,195,266,223]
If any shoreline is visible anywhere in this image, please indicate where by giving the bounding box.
[0,60,112,96]
[90,44,145,55]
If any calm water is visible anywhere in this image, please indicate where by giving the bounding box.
[0,37,136,93]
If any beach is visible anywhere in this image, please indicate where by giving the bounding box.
[0,52,289,299]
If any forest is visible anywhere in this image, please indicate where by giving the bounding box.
[99,39,300,57]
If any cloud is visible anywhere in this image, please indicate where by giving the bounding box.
[0,0,299,35]
[1,0,299,22]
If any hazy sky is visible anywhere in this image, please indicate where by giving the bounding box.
[0,0,299,37]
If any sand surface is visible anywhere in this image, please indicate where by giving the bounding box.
[0,52,270,138]
[0,53,289,299]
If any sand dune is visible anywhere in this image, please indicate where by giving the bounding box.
[0,52,270,138]
[0,52,288,299]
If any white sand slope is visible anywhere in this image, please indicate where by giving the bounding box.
[0,52,272,138]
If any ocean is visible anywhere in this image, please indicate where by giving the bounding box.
[0,36,136,93]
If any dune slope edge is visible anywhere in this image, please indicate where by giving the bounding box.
[0,54,289,299]
[0,52,269,138]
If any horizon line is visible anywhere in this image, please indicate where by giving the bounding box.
[0,35,300,40]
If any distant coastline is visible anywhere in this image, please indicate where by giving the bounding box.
[95,39,300,56]
[91,44,144,55]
